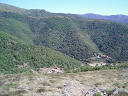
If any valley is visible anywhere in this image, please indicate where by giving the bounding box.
[0,2,128,96]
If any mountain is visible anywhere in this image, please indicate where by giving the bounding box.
[0,3,49,17]
[0,6,96,62]
[28,17,97,61]
[0,31,84,73]
[80,13,128,23]
[0,3,128,66]
[0,3,79,18]
[75,19,128,61]
[0,3,27,13]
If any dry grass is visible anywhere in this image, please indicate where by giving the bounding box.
[0,69,128,96]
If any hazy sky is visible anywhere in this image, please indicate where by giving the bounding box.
[0,0,127,15]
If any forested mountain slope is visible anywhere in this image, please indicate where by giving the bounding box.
[0,10,96,62]
[74,19,128,61]
[28,17,96,61]
[0,31,83,73]
[0,3,128,62]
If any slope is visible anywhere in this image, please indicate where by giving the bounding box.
[0,3,128,62]
[0,11,96,62]
[0,3,27,14]
[0,16,35,44]
[28,17,96,61]
[76,19,128,61]
[0,31,84,74]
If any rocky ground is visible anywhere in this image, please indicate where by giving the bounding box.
[0,69,128,96]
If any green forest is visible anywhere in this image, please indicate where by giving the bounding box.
[0,31,83,73]
[0,3,128,73]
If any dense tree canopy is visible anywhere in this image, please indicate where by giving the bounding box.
[0,31,83,73]
[0,3,128,74]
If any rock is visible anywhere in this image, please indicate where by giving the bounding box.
[18,85,30,90]
[0,90,8,95]
[62,80,85,96]
[61,80,107,96]
[82,88,107,96]
[113,88,128,95]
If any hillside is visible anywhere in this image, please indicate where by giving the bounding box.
[0,2,128,96]
[0,3,27,13]
[0,3,51,17]
[0,11,96,62]
[0,69,128,96]
[0,3,128,62]
[0,16,34,44]
[0,3,78,18]
[28,17,96,61]
[72,18,128,61]
[0,31,83,74]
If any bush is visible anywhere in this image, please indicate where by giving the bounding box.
[93,93,102,96]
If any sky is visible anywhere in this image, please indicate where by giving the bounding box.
[0,0,128,15]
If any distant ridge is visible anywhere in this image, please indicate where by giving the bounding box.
[80,13,128,23]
